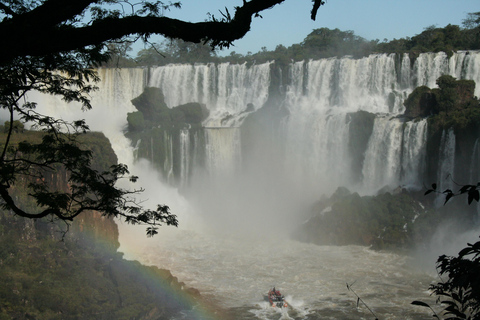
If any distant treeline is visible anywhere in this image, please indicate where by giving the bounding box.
[104,12,480,67]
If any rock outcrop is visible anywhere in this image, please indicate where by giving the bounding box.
[0,131,212,320]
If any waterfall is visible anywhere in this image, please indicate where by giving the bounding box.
[412,52,449,89]
[412,50,480,97]
[279,51,480,196]
[21,50,480,216]
[362,116,404,192]
[399,53,412,89]
[401,119,428,188]
[148,62,272,127]
[437,128,456,193]
[179,129,190,188]
[285,54,400,114]
[162,132,174,184]
[204,127,241,179]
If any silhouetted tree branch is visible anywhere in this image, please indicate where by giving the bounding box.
[0,0,326,65]
[0,0,326,235]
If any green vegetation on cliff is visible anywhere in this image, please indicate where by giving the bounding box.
[0,210,207,320]
[0,132,210,320]
[109,12,480,66]
[403,75,479,122]
[402,75,480,184]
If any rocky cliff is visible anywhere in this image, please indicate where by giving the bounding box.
[0,131,214,320]
[294,76,480,250]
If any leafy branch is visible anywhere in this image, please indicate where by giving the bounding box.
[424,181,480,205]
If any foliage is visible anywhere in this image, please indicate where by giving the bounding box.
[131,87,169,120]
[425,182,480,207]
[429,241,480,319]
[463,12,480,30]
[436,75,459,114]
[126,111,145,132]
[129,12,480,66]
[102,42,138,68]
[1,0,324,65]
[300,28,377,59]
[403,75,479,131]
[136,38,219,66]
[413,227,480,319]
[128,87,208,129]
[377,19,480,55]
[175,102,209,124]
[3,120,24,133]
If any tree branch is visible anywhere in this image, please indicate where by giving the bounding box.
[0,184,61,219]
[0,0,288,64]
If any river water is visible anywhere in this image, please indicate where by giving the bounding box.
[119,222,438,320]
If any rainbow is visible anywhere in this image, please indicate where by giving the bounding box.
[74,212,226,320]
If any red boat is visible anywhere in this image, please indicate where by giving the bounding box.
[265,287,288,308]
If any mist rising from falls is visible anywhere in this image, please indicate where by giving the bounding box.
[20,51,480,234]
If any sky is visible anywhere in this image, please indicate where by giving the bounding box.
[137,0,479,56]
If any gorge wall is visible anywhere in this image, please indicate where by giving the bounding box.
[0,132,209,320]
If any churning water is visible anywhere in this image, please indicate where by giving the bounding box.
[119,225,437,320]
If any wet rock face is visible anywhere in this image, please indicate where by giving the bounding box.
[403,86,437,118]
[0,133,209,319]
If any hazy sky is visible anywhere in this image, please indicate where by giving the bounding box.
[140,0,479,56]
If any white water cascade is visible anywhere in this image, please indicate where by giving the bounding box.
[362,116,406,192]
[148,62,272,127]
[436,128,457,200]
[19,50,480,319]
[401,119,428,188]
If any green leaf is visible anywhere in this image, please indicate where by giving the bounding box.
[411,300,431,308]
